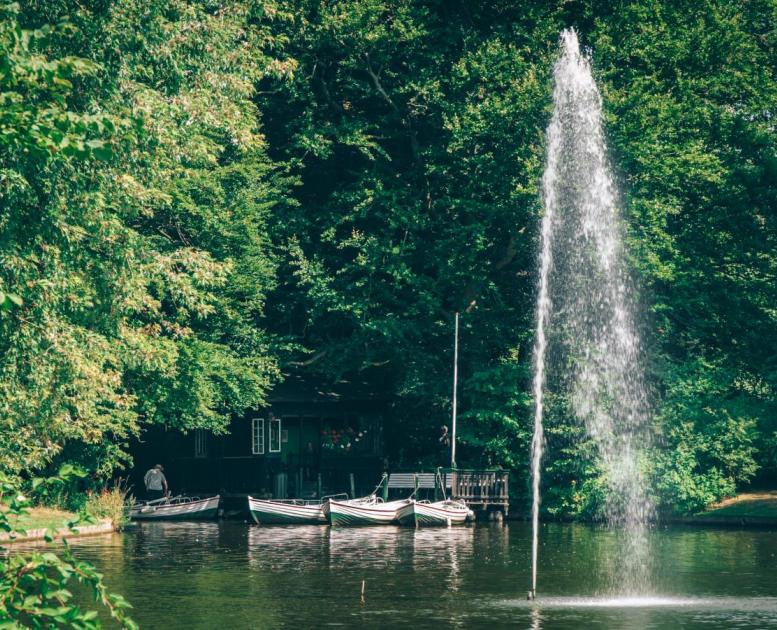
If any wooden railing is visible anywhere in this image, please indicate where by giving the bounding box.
[382,468,510,513]
[449,470,509,508]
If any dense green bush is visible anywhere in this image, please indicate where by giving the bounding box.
[83,483,134,530]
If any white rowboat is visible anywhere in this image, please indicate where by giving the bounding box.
[396,499,473,527]
[328,497,412,526]
[130,495,220,521]
[248,496,332,525]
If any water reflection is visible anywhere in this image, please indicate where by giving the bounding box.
[412,526,474,594]
[247,524,328,571]
[530,605,542,630]
[327,525,405,570]
[43,521,777,629]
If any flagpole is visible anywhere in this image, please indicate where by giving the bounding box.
[451,311,459,469]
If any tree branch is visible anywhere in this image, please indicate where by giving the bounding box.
[287,350,328,367]
[494,233,518,270]
[364,53,398,113]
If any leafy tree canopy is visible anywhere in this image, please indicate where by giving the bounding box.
[1,0,775,516]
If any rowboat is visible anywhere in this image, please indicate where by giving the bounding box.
[130,495,220,521]
[247,495,347,525]
[396,499,473,527]
[248,496,328,524]
[328,496,412,526]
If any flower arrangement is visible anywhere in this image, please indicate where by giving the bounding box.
[320,427,369,453]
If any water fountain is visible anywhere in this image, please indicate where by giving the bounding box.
[529,28,653,599]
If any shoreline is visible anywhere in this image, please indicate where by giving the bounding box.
[664,515,777,528]
[0,518,116,544]
[505,513,777,529]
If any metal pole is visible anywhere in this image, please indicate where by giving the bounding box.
[451,312,459,469]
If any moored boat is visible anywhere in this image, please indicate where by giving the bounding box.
[248,495,345,525]
[130,495,220,521]
[328,497,412,526]
[396,499,473,527]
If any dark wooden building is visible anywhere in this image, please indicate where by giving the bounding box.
[128,375,387,499]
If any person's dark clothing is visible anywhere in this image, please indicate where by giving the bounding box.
[147,489,165,501]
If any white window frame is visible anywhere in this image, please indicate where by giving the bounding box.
[194,428,208,458]
[269,417,282,453]
[252,418,265,455]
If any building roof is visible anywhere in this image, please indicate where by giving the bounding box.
[267,371,389,404]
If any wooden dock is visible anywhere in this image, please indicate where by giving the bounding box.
[387,469,510,516]
[449,470,510,515]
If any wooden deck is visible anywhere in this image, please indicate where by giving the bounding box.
[387,469,510,515]
[449,470,510,514]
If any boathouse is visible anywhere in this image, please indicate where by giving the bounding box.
[128,373,387,499]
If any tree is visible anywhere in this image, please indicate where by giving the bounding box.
[1,1,291,480]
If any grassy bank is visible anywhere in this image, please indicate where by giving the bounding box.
[8,506,76,531]
[3,486,130,535]
[700,492,777,519]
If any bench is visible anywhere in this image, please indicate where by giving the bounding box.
[387,472,452,490]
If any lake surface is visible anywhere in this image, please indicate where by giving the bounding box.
[59,521,777,628]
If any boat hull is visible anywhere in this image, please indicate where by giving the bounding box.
[248,497,328,525]
[397,500,471,527]
[328,499,410,526]
[130,496,220,521]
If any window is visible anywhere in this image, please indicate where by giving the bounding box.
[194,429,208,458]
[252,418,265,455]
[269,417,282,453]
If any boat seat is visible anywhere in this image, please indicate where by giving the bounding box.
[387,473,452,489]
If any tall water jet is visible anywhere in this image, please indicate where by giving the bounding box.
[530,29,653,597]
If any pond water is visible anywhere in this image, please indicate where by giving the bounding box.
[59,521,777,628]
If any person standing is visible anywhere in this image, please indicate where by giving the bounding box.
[438,425,451,465]
[144,464,168,501]
[439,425,451,448]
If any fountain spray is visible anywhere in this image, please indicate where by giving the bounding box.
[529,28,653,599]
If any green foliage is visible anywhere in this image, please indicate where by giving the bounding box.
[587,0,777,513]
[256,0,556,475]
[0,467,136,629]
[651,359,761,513]
[459,352,533,470]
[1,0,775,516]
[83,482,133,531]
[0,1,287,481]
[254,0,777,516]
